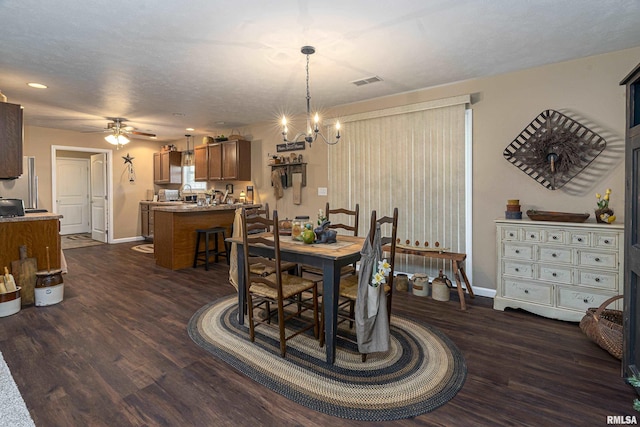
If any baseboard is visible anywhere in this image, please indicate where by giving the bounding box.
[110,236,145,244]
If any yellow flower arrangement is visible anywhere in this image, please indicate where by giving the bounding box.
[595,188,616,223]
[596,188,612,210]
[370,259,392,288]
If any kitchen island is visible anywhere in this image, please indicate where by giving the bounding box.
[153,203,260,270]
[0,212,62,272]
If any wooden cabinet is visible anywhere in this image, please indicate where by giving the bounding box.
[194,145,208,181]
[153,151,182,184]
[194,139,251,181]
[207,143,223,180]
[0,102,23,178]
[494,219,624,321]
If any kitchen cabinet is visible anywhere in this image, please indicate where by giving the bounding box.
[195,139,251,181]
[153,151,182,184]
[0,102,23,178]
[194,145,208,181]
[494,219,624,321]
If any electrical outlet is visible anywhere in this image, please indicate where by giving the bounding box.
[318,187,327,196]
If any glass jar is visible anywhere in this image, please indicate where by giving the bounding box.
[291,220,302,240]
[293,216,311,240]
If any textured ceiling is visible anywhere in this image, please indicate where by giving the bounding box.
[1,0,639,142]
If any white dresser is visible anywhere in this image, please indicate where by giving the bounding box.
[494,219,624,322]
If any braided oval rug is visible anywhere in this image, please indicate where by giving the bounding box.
[188,295,466,421]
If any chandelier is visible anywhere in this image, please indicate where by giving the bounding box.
[105,119,130,148]
[281,46,341,147]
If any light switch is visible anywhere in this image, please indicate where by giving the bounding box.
[318,187,328,196]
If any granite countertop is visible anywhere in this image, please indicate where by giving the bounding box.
[0,212,63,223]
[140,201,184,205]
[152,203,261,213]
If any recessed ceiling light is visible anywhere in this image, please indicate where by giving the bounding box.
[172,112,185,117]
[186,127,195,131]
[27,82,48,89]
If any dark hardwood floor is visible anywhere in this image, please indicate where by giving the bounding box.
[0,242,636,426]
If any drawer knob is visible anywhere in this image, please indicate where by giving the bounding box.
[509,233,514,237]
[530,234,535,238]
[583,298,589,303]
[577,238,583,242]
[524,289,529,294]
[595,257,601,262]
[552,236,558,240]
[515,268,520,272]
[595,277,601,282]
[552,272,557,277]
[604,239,610,244]
[515,250,520,254]
[552,253,557,258]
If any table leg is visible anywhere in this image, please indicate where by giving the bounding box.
[459,264,474,298]
[322,262,341,364]
[452,260,467,310]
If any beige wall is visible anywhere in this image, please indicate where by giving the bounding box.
[245,46,639,291]
[22,46,639,291]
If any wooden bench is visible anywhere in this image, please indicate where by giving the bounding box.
[385,244,474,310]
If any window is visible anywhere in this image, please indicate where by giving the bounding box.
[182,166,206,190]
[328,95,472,279]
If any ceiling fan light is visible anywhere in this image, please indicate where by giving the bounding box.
[105,134,130,145]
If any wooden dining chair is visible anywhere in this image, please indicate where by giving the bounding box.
[240,203,298,276]
[241,209,321,357]
[335,207,398,361]
[300,203,360,278]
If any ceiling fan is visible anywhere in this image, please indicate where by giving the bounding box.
[101,118,156,147]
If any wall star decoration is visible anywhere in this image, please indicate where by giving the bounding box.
[122,153,136,182]
[503,109,606,190]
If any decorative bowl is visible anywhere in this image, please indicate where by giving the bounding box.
[525,210,590,223]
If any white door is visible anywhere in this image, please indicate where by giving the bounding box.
[90,153,108,242]
[57,158,90,235]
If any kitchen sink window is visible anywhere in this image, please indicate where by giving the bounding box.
[182,166,206,191]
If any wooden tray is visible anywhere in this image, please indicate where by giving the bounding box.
[526,210,590,223]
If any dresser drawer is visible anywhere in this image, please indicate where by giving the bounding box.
[578,250,617,269]
[502,279,553,305]
[523,229,542,242]
[556,286,616,312]
[502,227,521,241]
[569,231,590,246]
[539,246,573,264]
[577,270,618,290]
[594,233,618,249]
[502,243,534,260]
[502,261,534,279]
[538,265,572,284]
[543,230,565,244]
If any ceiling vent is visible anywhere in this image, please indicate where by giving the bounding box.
[351,76,383,87]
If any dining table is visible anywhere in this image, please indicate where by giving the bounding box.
[227,232,365,364]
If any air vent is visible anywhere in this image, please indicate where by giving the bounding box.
[351,76,383,87]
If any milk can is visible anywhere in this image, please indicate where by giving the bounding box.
[411,273,429,297]
[431,270,452,302]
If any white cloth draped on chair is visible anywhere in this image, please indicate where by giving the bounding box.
[228,208,243,291]
[355,222,389,354]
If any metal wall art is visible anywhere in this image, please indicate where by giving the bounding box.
[503,109,607,190]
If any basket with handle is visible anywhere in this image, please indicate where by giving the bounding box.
[579,295,623,359]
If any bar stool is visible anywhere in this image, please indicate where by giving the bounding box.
[193,227,229,270]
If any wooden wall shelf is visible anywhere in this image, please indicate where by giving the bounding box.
[270,162,307,187]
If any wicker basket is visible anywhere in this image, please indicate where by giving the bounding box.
[579,295,623,359]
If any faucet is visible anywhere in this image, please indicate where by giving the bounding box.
[180,184,192,195]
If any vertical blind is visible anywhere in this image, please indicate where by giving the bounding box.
[327,96,469,276]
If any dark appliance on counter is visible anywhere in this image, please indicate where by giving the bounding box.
[0,198,25,217]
